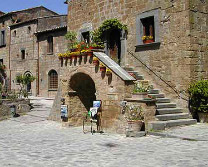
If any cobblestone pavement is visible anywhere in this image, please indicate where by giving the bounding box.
[0,97,208,167]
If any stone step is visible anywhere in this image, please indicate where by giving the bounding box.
[148,119,197,131]
[132,93,148,99]
[124,67,134,71]
[149,89,160,94]
[148,93,165,98]
[156,113,190,121]
[156,103,177,109]
[156,108,183,115]
[156,98,171,103]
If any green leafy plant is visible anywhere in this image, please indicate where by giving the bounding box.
[98,18,128,38]
[16,75,36,98]
[91,19,128,45]
[65,31,78,51]
[133,82,153,93]
[0,64,6,85]
[125,105,144,121]
[188,80,208,113]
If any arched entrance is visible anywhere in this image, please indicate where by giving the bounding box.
[70,73,96,111]
[108,29,121,64]
[24,72,32,93]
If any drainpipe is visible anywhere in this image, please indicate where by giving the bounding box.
[8,26,11,91]
[37,35,40,96]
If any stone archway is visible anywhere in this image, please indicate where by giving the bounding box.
[70,72,96,111]
[68,72,96,124]
[24,71,32,93]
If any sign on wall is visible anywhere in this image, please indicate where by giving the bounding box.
[61,105,68,118]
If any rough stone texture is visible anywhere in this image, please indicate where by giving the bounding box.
[0,99,30,120]
[67,0,208,110]
[50,54,135,133]
[37,27,67,97]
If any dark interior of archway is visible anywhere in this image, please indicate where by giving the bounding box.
[107,29,121,64]
[70,73,96,111]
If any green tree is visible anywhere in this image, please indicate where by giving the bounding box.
[16,75,36,97]
[0,64,6,85]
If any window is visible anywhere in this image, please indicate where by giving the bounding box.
[0,59,3,65]
[27,26,31,34]
[141,16,155,43]
[81,31,90,44]
[47,36,53,54]
[136,9,160,46]
[0,30,6,46]
[48,70,58,90]
[21,49,25,60]
[13,30,16,37]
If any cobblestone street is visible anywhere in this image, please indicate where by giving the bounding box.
[0,97,208,167]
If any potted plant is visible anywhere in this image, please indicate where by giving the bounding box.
[142,36,154,44]
[106,68,112,75]
[99,62,106,72]
[65,31,78,52]
[133,81,153,99]
[125,105,144,132]
[70,51,81,59]
[188,80,208,122]
[93,57,99,65]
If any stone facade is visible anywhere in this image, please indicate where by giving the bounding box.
[50,55,134,133]
[49,0,207,133]
[67,0,208,109]
[0,7,67,97]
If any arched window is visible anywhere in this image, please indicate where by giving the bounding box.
[48,70,58,90]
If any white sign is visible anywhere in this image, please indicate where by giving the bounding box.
[61,105,68,117]
[90,107,98,117]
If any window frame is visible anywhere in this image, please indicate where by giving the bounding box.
[21,49,26,60]
[48,70,58,90]
[136,9,160,46]
[47,36,53,54]
[0,29,6,47]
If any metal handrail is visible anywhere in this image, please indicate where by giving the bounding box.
[127,49,189,101]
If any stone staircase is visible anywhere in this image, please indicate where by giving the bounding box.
[124,67,197,131]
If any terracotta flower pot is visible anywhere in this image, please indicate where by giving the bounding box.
[86,51,93,57]
[71,55,77,59]
[143,39,154,44]
[93,60,99,66]
[100,66,106,72]
[127,120,143,132]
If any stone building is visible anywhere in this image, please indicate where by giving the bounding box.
[50,0,207,133]
[0,6,67,97]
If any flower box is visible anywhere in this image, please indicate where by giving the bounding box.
[143,39,154,44]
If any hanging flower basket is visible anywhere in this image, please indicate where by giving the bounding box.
[106,68,112,75]
[99,63,106,72]
[71,55,77,59]
[93,57,99,66]
[143,39,154,44]
[86,51,93,57]
[100,66,106,72]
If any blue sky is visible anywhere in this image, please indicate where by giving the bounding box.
[0,0,68,15]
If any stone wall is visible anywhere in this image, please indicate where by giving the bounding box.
[50,54,135,133]
[189,0,208,81]
[10,21,38,95]
[38,28,67,97]
[67,0,208,109]
[0,99,30,120]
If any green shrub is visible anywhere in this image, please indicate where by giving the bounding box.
[188,80,208,113]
